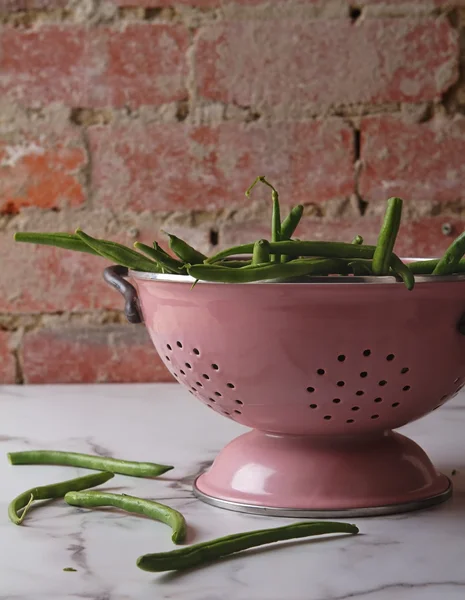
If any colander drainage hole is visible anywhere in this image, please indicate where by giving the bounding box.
[180,369,186,375]
[402,385,411,392]
[209,397,216,403]
[214,391,222,397]
[173,373,178,378]
[177,341,183,348]
[374,397,382,403]
[346,419,354,424]
[309,404,318,409]
[332,398,341,404]
[235,400,243,405]
[324,415,332,420]
[337,381,345,387]
[392,402,400,408]
[401,367,409,374]
[371,414,380,419]
[165,356,170,361]
[337,355,346,362]
[234,410,242,415]
[212,364,219,371]
[386,354,395,361]
[227,383,235,389]
[196,381,203,387]
[167,344,172,351]
[360,372,368,378]
[356,390,364,396]
[317,369,325,375]
[185,362,192,369]
[191,387,196,392]
[202,374,210,380]
[351,406,360,412]
[363,349,371,357]
[307,387,315,393]
[379,380,387,387]
[193,348,200,355]
[223,410,230,416]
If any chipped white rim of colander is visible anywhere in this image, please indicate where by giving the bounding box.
[130,257,465,285]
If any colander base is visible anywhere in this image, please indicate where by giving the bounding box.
[193,429,452,517]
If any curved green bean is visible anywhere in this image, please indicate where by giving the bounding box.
[14,232,101,256]
[390,255,415,291]
[8,450,173,478]
[246,177,281,262]
[166,233,206,265]
[372,197,403,276]
[281,205,304,240]
[64,490,186,544]
[408,258,465,275]
[137,521,359,572]
[8,471,114,525]
[75,230,160,273]
[433,231,465,275]
[134,242,184,274]
[252,239,271,265]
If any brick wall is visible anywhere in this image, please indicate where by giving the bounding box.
[1,0,465,383]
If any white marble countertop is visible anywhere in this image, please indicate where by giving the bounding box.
[1,383,465,600]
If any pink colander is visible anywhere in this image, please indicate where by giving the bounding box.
[104,265,465,517]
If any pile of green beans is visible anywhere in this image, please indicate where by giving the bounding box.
[14,177,465,288]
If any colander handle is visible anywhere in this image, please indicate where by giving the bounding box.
[103,265,143,324]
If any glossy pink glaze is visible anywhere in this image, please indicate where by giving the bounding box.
[132,275,465,509]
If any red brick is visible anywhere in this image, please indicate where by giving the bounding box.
[0,24,188,108]
[0,129,87,214]
[89,120,354,211]
[195,18,458,108]
[359,115,465,204]
[21,325,172,383]
[394,218,465,259]
[0,232,121,313]
[0,1,66,9]
[0,331,16,384]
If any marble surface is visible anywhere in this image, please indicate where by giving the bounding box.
[1,383,465,600]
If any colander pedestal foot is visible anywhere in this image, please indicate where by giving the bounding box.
[193,429,452,517]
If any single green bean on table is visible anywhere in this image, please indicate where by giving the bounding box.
[8,450,173,478]
[133,241,185,274]
[14,232,101,256]
[252,239,271,265]
[137,521,359,572]
[166,232,207,265]
[75,230,160,273]
[433,231,465,275]
[372,197,403,276]
[8,471,114,525]
[64,490,187,544]
[246,176,282,262]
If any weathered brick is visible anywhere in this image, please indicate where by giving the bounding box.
[0,0,67,9]
[0,331,16,384]
[0,232,120,313]
[394,218,465,259]
[359,114,465,204]
[89,120,354,211]
[195,18,458,109]
[0,24,188,108]
[0,128,87,214]
[21,325,172,383]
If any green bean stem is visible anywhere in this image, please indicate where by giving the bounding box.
[246,177,282,262]
[134,242,184,274]
[8,471,114,525]
[75,230,160,273]
[137,521,359,572]
[390,255,415,291]
[252,239,271,265]
[8,450,173,478]
[165,232,206,265]
[372,197,403,276]
[14,232,101,256]
[64,491,186,544]
[432,231,465,275]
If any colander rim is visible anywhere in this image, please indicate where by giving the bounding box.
[130,257,465,285]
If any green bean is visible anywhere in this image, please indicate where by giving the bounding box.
[134,242,185,274]
[372,197,403,276]
[8,450,173,478]
[64,491,186,544]
[390,255,415,291]
[14,232,101,256]
[433,231,465,275]
[188,258,349,283]
[348,260,373,276]
[217,260,252,268]
[408,258,465,275]
[137,521,359,572]
[281,205,304,240]
[246,177,281,262]
[165,232,206,265]
[8,471,114,525]
[252,239,271,265]
[351,235,364,245]
[75,230,160,273]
